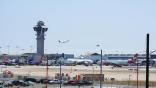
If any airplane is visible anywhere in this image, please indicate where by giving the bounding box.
[58,40,69,43]
[1,54,19,65]
[2,54,10,65]
[127,54,139,65]
[61,60,77,66]
[97,54,139,67]
[28,55,42,65]
[61,58,93,66]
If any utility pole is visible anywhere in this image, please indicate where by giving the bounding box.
[146,34,149,88]
[100,49,103,88]
[46,55,48,88]
[137,58,139,88]
[60,55,62,88]
[92,66,94,87]
[128,75,131,88]
[60,53,64,88]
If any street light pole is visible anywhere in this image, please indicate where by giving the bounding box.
[60,55,62,88]
[46,56,48,88]
[128,75,131,88]
[92,65,94,87]
[136,58,139,88]
[100,49,103,88]
[58,40,69,88]
[96,44,103,88]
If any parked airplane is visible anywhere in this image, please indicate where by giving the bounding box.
[97,54,139,67]
[2,54,10,65]
[1,54,19,65]
[61,58,93,66]
[28,55,42,65]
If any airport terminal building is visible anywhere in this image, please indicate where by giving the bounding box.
[0,53,74,65]
[80,53,156,65]
[82,53,156,60]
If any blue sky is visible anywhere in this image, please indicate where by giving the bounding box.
[0,0,156,56]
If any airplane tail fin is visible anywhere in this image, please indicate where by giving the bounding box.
[132,53,138,61]
[128,53,139,64]
[28,55,42,65]
[2,54,9,64]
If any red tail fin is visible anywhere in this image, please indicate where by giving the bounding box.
[128,53,138,64]
[132,53,138,61]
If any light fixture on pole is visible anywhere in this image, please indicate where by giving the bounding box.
[7,45,10,55]
[15,46,19,55]
[0,47,2,55]
[21,49,25,54]
[30,45,33,53]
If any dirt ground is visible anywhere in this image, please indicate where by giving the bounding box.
[1,65,156,81]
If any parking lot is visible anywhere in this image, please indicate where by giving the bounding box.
[5,84,156,88]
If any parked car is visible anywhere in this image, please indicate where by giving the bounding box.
[38,78,49,84]
[63,80,79,85]
[48,79,60,84]
[4,80,13,87]
[24,77,37,83]
[78,80,93,86]
[12,80,29,86]
[49,79,66,84]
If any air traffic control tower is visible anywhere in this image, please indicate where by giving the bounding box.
[34,21,48,55]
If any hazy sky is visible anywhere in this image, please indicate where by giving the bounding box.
[0,0,156,56]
